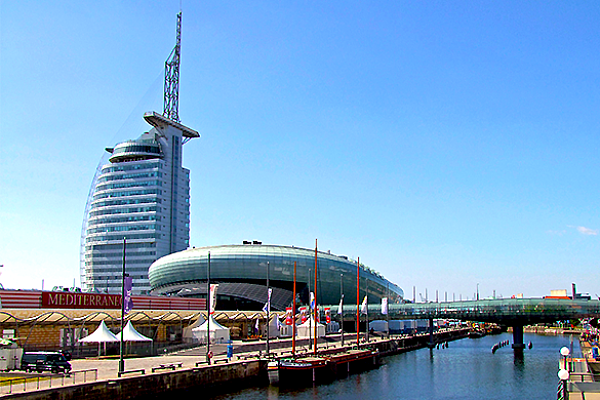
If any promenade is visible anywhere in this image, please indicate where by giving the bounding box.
[0,330,466,398]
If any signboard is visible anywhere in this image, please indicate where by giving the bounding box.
[42,292,121,309]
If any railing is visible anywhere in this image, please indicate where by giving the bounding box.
[336,299,600,323]
[0,369,98,394]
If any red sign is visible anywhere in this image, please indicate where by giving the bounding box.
[42,292,121,309]
[300,307,307,323]
[285,307,293,325]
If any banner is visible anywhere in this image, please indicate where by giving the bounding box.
[325,307,331,324]
[285,307,293,325]
[360,295,368,315]
[262,288,273,313]
[381,297,388,315]
[309,292,315,310]
[209,284,219,314]
[124,276,133,314]
[337,296,343,315]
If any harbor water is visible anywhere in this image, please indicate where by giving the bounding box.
[196,332,580,400]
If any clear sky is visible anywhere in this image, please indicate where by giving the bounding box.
[1,1,600,300]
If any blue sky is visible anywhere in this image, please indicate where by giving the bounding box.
[1,1,600,299]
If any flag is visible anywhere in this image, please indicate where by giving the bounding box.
[209,284,219,314]
[275,316,282,330]
[309,292,315,310]
[325,307,331,323]
[360,295,368,315]
[337,296,344,315]
[285,307,293,325]
[381,297,388,315]
[255,318,260,334]
[262,288,273,313]
[124,276,133,314]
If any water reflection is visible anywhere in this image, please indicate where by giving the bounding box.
[176,332,579,400]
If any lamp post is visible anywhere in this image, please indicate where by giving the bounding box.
[561,346,570,371]
[206,252,211,365]
[558,368,569,399]
[119,238,127,375]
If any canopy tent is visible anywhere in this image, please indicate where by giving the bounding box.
[296,317,326,338]
[192,315,230,344]
[267,316,281,338]
[183,314,206,342]
[78,321,118,343]
[118,321,152,342]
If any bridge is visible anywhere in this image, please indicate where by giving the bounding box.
[337,298,600,349]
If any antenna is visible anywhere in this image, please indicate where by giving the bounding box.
[163,12,182,122]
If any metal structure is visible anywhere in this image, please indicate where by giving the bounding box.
[163,12,182,123]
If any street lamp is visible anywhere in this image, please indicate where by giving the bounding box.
[560,346,570,371]
[558,368,569,399]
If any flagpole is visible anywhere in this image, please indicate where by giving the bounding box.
[356,257,360,347]
[207,251,211,365]
[119,238,126,375]
[292,261,296,357]
[314,239,318,356]
[266,261,270,358]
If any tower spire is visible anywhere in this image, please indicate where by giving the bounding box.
[164,12,182,122]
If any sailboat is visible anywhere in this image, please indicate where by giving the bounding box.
[268,241,380,386]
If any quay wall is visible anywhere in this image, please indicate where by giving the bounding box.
[3,329,469,400]
[4,360,266,400]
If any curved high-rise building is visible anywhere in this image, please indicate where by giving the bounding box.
[82,113,199,294]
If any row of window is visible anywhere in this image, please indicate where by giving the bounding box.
[93,189,162,201]
[113,144,161,155]
[87,224,160,235]
[101,161,160,174]
[86,242,156,251]
[85,232,162,243]
[91,197,161,208]
[86,258,155,266]
[95,179,162,192]
[89,214,161,225]
[89,206,158,217]
[87,250,157,258]
[97,170,161,183]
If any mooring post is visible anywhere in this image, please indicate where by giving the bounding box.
[428,318,435,348]
[512,324,525,349]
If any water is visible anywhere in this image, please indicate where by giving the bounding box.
[202,332,579,400]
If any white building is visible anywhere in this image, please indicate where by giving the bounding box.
[82,112,199,294]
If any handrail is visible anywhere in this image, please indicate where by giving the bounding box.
[0,368,98,394]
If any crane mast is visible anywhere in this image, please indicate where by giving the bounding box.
[164,12,182,123]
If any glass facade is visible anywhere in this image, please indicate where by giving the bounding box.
[82,112,198,294]
[149,244,404,311]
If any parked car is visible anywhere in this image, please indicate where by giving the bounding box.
[20,352,71,373]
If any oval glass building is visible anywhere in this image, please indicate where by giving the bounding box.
[149,244,404,311]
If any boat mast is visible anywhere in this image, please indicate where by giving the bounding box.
[356,257,360,347]
[292,261,297,356]
[314,239,318,356]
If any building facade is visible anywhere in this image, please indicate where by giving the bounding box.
[148,243,404,311]
[82,112,199,294]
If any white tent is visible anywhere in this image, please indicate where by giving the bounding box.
[78,321,119,343]
[296,317,326,338]
[267,317,281,338]
[192,315,230,344]
[183,315,206,342]
[118,321,152,342]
